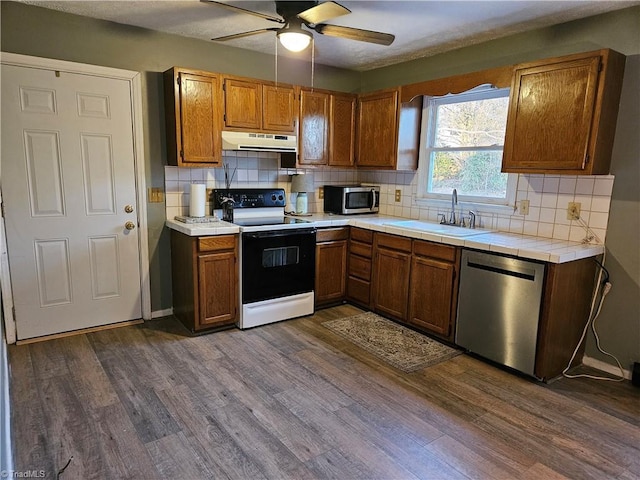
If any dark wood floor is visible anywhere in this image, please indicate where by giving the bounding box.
[8,304,640,479]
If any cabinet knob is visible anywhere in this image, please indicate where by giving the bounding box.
[124,204,134,213]
[125,221,136,231]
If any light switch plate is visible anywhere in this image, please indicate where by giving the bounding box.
[395,189,401,202]
[148,187,164,203]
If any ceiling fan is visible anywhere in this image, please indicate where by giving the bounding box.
[202,1,395,52]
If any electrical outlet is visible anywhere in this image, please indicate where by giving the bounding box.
[567,201,581,220]
[147,187,164,203]
[318,186,324,199]
[518,199,530,215]
[395,189,401,202]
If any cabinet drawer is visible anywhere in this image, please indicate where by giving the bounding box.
[317,227,349,242]
[349,241,372,259]
[198,235,236,252]
[350,227,373,244]
[347,276,370,305]
[348,254,371,281]
[413,240,457,262]
[376,233,412,253]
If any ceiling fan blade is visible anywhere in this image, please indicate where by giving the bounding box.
[201,0,284,24]
[212,28,279,42]
[298,1,351,25]
[314,24,395,46]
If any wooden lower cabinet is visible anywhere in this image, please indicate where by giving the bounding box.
[372,233,412,321]
[315,227,349,307]
[341,227,599,380]
[535,256,599,380]
[367,232,460,338]
[346,228,374,309]
[171,231,238,332]
[408,241,460,341]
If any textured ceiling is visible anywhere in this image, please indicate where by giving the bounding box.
[21,0,639,71]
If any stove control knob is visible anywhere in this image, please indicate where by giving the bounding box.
[271,194,277,201]
[278,194,284,201]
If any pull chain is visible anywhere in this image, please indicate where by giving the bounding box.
[311,38,315,92]
[274,36,278,88]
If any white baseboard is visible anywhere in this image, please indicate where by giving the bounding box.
[151,308,173,319]
[582,355,631,380]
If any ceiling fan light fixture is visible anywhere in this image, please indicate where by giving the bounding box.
[277,22,312,52]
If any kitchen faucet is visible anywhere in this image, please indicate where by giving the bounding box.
[449,188,458,225]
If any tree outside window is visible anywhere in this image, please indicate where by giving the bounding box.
[420,86,515,204]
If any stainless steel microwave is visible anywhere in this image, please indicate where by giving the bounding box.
[323,185,380,215]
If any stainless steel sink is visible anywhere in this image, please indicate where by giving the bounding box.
[383,220,494,237]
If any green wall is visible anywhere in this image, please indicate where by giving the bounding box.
[0,1,361,315]
[361,6,640,374]
[2,2,638,372]
[362,6,640,91]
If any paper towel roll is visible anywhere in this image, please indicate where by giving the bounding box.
[189,184,206,217]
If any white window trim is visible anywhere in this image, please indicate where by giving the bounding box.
[415,86,517,215]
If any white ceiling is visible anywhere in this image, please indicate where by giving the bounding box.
[21,0,639,71]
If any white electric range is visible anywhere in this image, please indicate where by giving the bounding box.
[213,188,317,329]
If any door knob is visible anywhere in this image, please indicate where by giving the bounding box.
[124,205,134,213]
[125,221,136,230]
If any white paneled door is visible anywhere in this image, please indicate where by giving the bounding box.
[1,64,142,340]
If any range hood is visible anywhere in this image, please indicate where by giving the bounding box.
[222,131,297,153]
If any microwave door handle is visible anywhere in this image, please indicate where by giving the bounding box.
[370,189,377,211]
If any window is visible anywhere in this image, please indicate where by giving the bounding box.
[417,85,516,206]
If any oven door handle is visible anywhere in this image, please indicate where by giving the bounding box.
[244,228,317,239]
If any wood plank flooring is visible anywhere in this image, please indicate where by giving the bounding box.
[8,304,640,479]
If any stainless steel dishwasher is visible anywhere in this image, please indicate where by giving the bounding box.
[456,249,546,376]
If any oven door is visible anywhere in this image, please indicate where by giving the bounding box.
[242,228,316,304]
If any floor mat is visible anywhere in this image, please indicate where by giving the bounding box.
[323,311,462,373]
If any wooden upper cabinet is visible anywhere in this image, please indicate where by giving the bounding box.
[502,49,625,175]
[329,92,356,167]
[223,76,296,134]
[263,84,297,132]
[299,88,329,165]
[164,67,223,166]
[223,78,262,130]
[356,88,399,168]
[298,88,356,167]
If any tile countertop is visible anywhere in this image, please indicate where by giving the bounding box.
[165,218,239,236]
[166,214,604,264]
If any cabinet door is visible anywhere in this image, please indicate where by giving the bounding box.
[502,55,600,173]
[329,93,356,167]
[315,240,347,306]
[356,89,399,168]
[198,251,237,327]
[263,85,297,132]
[373,248,411,321]
[408,256,456,337]
[300,89,329,165]
[177,72,222,165]
[224,78,262,130]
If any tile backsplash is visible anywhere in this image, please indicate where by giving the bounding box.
[165,151,614,244]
